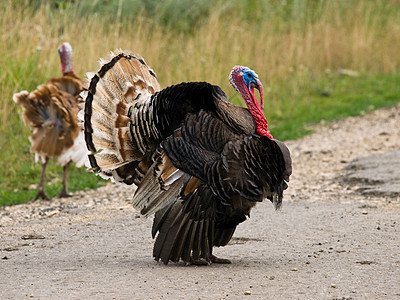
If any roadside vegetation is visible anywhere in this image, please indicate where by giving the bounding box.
[1,0,400,206]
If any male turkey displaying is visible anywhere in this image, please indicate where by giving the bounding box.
[83,50,292,265]
[13,42,87,200]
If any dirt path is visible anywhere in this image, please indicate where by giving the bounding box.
[1,104,399,300]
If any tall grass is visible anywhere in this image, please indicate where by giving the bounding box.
[1,0,400,206]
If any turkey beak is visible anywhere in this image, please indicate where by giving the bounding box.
[250,79,264,109]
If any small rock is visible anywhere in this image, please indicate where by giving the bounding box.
[244,291,252,295]
[361,211,368,215]
[331,284,336,288]
[21,234,45,240]
[3,247,19,252]
[356,260,377,265]
[28,184,37,190]
[292,268,298,271]
[46,210,59,217]
[269,275,275,280]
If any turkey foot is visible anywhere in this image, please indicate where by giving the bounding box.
[211,255,232,264]
[185,255,231,265]
[34,189,50,201]
[185,257,210,266]
[58,189,72,198]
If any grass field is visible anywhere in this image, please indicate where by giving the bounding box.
[1,0,400,206]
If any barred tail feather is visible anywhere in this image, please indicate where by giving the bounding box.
[84,50,161,180]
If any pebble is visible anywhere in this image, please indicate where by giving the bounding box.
[244,291,252,295]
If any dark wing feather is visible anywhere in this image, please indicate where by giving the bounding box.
[162,111,287,205]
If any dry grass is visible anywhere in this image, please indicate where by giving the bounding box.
[2,1,399,91]
[2,1,399,125]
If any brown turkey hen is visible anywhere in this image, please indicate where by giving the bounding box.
[83,50,292,265]
[13,42,87,200]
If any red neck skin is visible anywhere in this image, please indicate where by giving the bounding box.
[244,87,273,139]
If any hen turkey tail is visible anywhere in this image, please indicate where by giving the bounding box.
[13,85,81,162]
[83,50,161,182]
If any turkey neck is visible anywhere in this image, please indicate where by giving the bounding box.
[60,52,74,75]
[243,92,273,139]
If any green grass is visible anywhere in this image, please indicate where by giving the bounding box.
[267,73,400,140]
[1,0,400,207]
[0,163,103,207]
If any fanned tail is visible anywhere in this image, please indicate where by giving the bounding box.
[83,50,161,183]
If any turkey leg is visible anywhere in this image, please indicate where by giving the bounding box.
[34,157,50,201]
[58,161,72,198]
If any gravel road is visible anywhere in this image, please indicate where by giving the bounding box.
[1,104,399,299]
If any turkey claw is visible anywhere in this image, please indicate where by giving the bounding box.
[186,258,210,266]
[58,189,72,198]
[185,255,231,265]
[211,255,232,264]
[34,190,50,201]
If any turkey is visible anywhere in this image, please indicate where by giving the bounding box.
[83,50,292,265]
[13,42,87,200]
